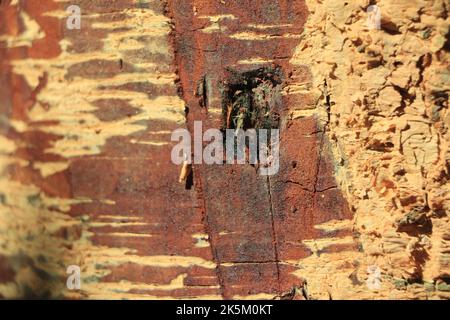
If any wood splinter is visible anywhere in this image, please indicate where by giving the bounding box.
[179,160,192,183]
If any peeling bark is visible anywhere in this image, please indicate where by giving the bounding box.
[0,0,448,300]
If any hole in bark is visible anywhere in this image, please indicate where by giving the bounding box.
[219,66,283,163]
[220,66,283,132]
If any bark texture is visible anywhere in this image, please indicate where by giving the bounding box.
[0,0,448,299]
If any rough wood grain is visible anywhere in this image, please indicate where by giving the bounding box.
[0,0,448,300]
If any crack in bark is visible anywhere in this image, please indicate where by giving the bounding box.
[313,80,332,194]
[267,174,281,294]
[224,260,279,264]
[164,0,225,299]
[192,166,226,298]
[285,180,337,193]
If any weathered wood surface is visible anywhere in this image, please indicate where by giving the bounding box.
[168,0,355,299]
[0,0,448,299]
